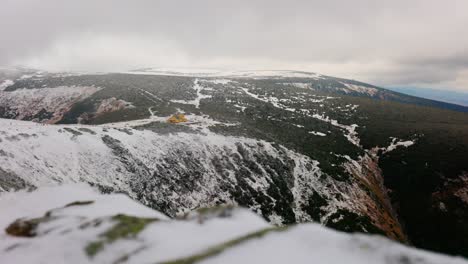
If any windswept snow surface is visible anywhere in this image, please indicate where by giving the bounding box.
[0,184,466,264]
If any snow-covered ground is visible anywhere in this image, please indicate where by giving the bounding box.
[0,184,466,264]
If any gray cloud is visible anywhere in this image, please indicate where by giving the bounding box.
[1,0,468,90]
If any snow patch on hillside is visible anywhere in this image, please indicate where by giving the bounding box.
[0,79,14,91]
[342,83,378,96]
[96,98,135,115]
[311,113,360,146]
[384,138,416,153]
[204,79,232,84]
[170,79,212,108]
[309,131,327,136]
[279,82,312,89]
[0,86,101,123]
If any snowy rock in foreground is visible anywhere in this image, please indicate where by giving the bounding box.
[0,185,466,264]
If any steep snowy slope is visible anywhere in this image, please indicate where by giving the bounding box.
[0,184,466,264]
[0,117,401,239]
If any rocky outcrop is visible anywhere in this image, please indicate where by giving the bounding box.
[342,150,406,242]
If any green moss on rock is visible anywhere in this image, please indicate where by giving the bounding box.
[85,214,158,257]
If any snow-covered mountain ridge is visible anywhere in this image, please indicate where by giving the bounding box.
[126,68,324,79]
[1,184,466,264]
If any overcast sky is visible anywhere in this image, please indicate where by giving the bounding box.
[1,0,468,91]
